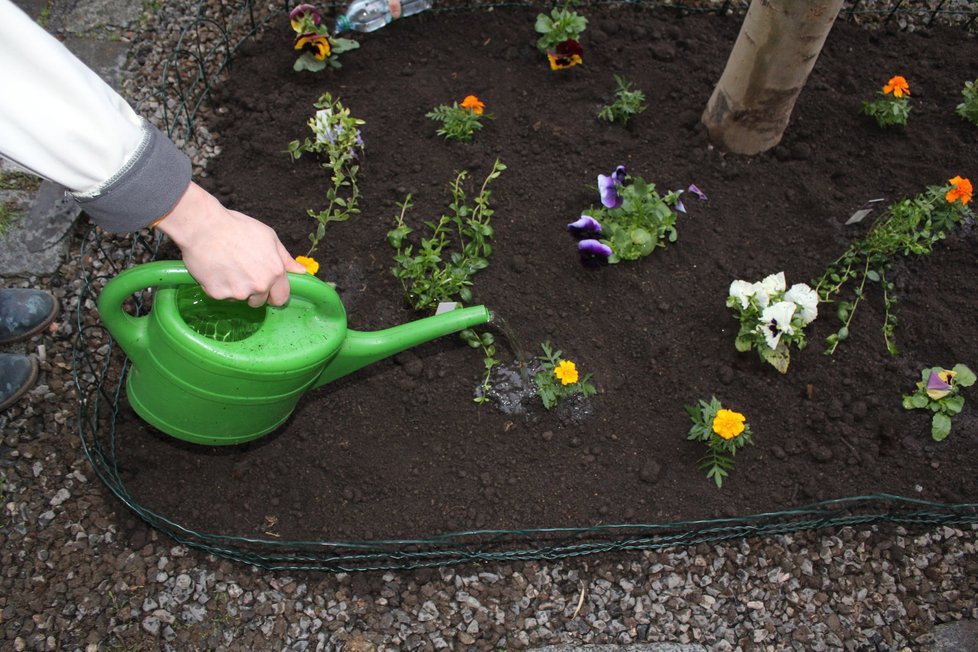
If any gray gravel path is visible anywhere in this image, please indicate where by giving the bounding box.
[2,1,978,650]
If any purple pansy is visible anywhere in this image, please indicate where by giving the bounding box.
[578,239,612,267]
[597,165,627,209]
[688,183,708,201]
[290,3,322,26]
[926,369,955,400]
[567,214,602,239]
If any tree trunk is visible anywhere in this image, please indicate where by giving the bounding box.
[701,0,844,155]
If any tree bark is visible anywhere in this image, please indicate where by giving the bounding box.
[702,0,844,155]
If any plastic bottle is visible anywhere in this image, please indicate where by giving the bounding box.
[335,0,432,34]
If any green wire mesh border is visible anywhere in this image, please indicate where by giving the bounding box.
[73,0,978,572]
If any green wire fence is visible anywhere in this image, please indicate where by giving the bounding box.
[73,0,978,572]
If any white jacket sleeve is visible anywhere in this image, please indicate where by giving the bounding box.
[0,0,191,231]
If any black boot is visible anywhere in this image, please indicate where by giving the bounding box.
[0,288,59,344]
[0,353,38,411]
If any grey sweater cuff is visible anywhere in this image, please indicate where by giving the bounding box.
[73,120,192,232]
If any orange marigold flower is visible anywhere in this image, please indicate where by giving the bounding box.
[883,75,910,98]
[554,360,579,386]
[712,409,746,440]
[296,255,320,275]
[460,95,485,115]
[946,176,973,206]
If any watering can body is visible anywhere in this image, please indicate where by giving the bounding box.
[98,262,490,446]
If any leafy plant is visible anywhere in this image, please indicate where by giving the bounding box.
[534,3,587,51]
[426,95,492,142]
[685,397,753,489]
[0,201,21,239]
[535,2,586,69]
[814,177,973,355]
[574,166,688,264]
[956,78,978,127]
[289,3,359,71]
[903,364,976,441]
[387,160,506,402]
[532,342,596,410]
[387,159,505,310]
[287,93,365,256]
[726,272,819,374]
[861,75,911,128]
[597,75,648,126]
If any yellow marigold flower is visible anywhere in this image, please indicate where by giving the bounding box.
[554,360,579,386]
[883,75,910,98]
[295,255,320,275]
[712,409,746,440]
[946,176,973,206]
[460,95,485,115]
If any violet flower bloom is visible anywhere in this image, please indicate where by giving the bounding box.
[290,4,322,28]
[597,165,627,209]
[688,183,708,201]
[568,215,602,239]
[674,191,686,214]
[578,239,612,267]
[926,369,956,400]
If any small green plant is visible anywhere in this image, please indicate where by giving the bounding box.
[426,95,492,142]
[903,364,976,441]
[685,397,753,489]
[532,342,596,410]
[289,4,359,71]
[535,2,587,69]
[388,161,506,400]
[727,272,819,374]
[287,93,365,256]
[814,177,973,355]
[387,159,505,311]
[955,78,978,127]
[862,75,911,127]
[598,76,647,126]
[573,166,692,264]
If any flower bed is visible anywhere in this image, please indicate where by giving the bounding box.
[112,5,978,542]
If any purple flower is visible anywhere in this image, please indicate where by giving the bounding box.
[567,214,602,239]
[674,191,686,214]
[597,165,627,209]
[688,183,708,201]
[578,239,612,267]
[290,4,322,26]
[926,369,955,400]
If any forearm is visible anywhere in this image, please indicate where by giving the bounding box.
[0,0,190,231]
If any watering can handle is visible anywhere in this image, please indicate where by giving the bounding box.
[97,261,326,361]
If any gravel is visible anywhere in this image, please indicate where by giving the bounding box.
[2,0,978,650]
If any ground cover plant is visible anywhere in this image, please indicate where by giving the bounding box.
[113,6,978,542]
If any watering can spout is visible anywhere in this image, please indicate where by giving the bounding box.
[313,305,491,388]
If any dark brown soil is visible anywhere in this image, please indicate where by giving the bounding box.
[115,5,978,543]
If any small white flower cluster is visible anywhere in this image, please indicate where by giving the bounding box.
[727,272,819,370]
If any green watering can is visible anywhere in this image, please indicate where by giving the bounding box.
[98,261,490,446]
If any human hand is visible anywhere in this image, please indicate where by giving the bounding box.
[153,182,307,306]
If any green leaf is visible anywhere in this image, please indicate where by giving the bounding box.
[952,364,976,387]
[759,345,790,374]
[909,394,930,409]
[932,413,952,441]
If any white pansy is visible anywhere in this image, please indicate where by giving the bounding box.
[751,272,786,309]
[728,280,756,309]
[758,301,797,349]
[784,283,819,325]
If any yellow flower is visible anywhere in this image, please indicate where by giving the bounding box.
[294,32,331,60]
[946,176,973,206]
[712,409,746,440]
[883,75,910,98]
[554,360,579,386]
[295,255,320,275]
[460,95,485,115]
